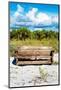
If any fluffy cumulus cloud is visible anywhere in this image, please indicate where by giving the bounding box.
[10,4,58,30]
[10,4,24,27]
[52,16,58,23]
[26,8,52,25]
[14,4,24,17]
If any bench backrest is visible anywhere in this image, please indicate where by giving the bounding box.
[15,46,54,57]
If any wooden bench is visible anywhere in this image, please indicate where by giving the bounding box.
[14,46,54,65]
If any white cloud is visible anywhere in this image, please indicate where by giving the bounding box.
[36,12,51,24]
[26,8,52,25]
[17,4,24,13]
[14,4,24,17]
[10,4,24,27]
[10,16,16,27]
[26,8,38,22]
[10,4,58,29]
[52,16,58,23]
[14,12,20,17]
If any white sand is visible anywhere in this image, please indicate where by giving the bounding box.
[9,53,59,87]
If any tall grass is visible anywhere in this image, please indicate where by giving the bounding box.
[10,38,58,56]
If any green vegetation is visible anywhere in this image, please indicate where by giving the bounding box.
[10,27,59,40]
[10,27,59,56]
[52,61,58,65]
[39,66,48,81]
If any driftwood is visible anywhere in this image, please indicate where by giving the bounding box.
[14,46,54,65]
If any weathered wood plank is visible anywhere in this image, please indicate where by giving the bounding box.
[17,60,51,65]
[17,50,51,56]
[14,46,54,65]
[16,56,51,60]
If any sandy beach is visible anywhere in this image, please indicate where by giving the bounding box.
[9,53,59,87]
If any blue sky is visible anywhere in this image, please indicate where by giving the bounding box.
[9,2,59,31]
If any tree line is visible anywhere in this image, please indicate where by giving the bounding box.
[10,27,59,40]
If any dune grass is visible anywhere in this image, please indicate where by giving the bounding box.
[10,38,58,56]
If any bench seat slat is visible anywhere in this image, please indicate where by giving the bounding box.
[17,60,51,65]
[16,56,51,61]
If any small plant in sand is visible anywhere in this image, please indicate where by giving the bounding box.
[39,66,48,82]
[53,61,58,65]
